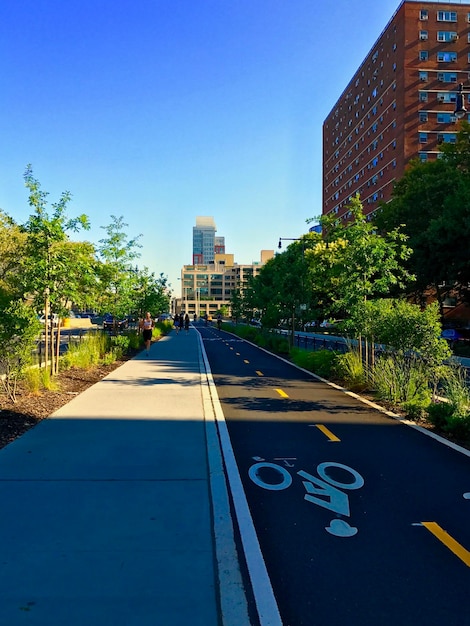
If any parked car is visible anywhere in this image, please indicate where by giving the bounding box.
[157,313,172,322]
[103,315,129,331]
[250,319,262,328]
[303,320,318,331]
[39,313,60,327]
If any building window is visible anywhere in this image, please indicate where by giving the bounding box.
[437,92,457,103]
[419,50,428,61]
[419,111,428,122]
[437,113,453,123]
[420,9,428,21]
[420,30,428,41]
[437,11,457,23]
[419,71,428,82]
[437,51,457,62]
[419,133,427,143]
[437,72,457,82]
[419,152,428,162]
[419,91,428,102]
[438,31,458,42]
[468,52,470,64]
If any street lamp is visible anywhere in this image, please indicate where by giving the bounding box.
[278,237,302,249]
[454,83,467,119]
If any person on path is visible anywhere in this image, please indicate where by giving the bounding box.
[184,313,190,333]
[140,312,154,355]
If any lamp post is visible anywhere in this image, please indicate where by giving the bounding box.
[278,237,302,249]
[454,83,467,119]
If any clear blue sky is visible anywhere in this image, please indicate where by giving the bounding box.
[0,0,401,295]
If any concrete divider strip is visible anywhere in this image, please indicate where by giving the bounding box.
[197,331,282,626]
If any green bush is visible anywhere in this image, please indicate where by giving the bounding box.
[110,334,130,353]
[23,366,59,393]
[368,353,430,408]
[265,334,290,355]
[334,350,367,391]
[427,401,455,430]
[427,366,470,440]
[61,332,114,370]
[125,329,142,350]
[290,348,337,378]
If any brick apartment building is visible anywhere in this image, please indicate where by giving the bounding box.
[323,0,470,221]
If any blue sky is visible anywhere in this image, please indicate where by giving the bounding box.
[1,0,402,295]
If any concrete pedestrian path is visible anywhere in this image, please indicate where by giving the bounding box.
[0,328,248,626]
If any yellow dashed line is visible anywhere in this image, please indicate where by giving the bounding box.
[315,424,341,442]
[422,522,470,567]
[244,360,250,364]
[275,388,289,398]
[256,370,263,376]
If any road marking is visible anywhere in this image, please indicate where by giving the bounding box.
[244,359,250,364]
[256,370,263,376]
[198,332,282,624]
[422,521,470,567]
[275,388,289,398]
[236,352,240,356]
[314,424,341,442]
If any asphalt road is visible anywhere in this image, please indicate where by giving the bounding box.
[198,323,470,626]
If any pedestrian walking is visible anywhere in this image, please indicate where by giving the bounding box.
[139,311,154,355]
[184,313,190,333]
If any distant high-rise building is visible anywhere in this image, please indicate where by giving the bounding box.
[323,0,470,221]
[192,216,220,264]
[214,236,225,255]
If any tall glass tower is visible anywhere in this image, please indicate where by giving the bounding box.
[192,216,221,264]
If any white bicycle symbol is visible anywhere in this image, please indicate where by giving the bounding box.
[248,460,365,538]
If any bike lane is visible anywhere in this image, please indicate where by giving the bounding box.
[199,327,470,626]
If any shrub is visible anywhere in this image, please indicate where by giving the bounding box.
[291,348,337,378]
[61,332,111,370]
[427,365,470,440]
[265,334,290,355]
[23,367,41,394]
[368,353,431,410]
[334,350,367,391]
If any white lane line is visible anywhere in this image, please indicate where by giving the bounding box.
[197,336,251,626]
[198,333,283,626]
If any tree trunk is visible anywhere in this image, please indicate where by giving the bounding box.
[44,296,50,372]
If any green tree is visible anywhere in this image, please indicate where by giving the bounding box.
[97,215,142,325]
[0,210,27,304]
[0,300,41,402]
[368,299,451,405]
[131,269,171,318]
[375,123,470,308]
[21,165,90,373]
[247,233,319,335]
[308,195,413,324]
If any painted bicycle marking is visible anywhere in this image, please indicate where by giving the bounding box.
[248,457,364,537]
